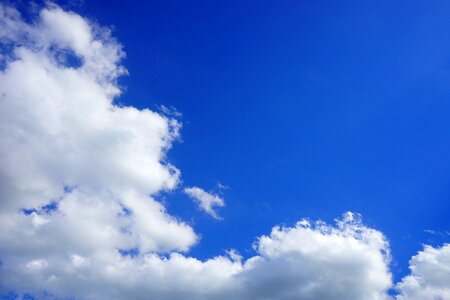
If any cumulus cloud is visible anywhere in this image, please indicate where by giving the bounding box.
[0,0,196,276]
[184,186,225,219]
[235,212,393,300]
[396,244,450,299]
[0,3,449,300]
[1,207,394,300]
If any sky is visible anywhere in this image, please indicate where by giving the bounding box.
[0,1,450,299]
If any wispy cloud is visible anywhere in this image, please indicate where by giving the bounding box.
[184,186,225,219]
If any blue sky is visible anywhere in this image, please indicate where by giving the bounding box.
[79,0,450,279]
[1,1,450,299]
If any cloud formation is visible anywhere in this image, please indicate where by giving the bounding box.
[396,244,450,299]
[0,0,196,268]
[0,3,449,300]
[184,186,225,219]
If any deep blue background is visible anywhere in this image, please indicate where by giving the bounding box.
[48,0,450,283]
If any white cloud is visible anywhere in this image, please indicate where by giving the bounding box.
[1,208,394,299]
[25,259,48,272]
[0,3,449,300]
[70,254,88,268]
[184,186,225,219]
[0,0,196,281]
[29,212,50,228]
[239,212,393,300]
[396,244,450,300]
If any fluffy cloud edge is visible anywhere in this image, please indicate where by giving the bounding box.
[396,243,450,299]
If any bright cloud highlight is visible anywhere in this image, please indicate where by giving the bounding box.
[396,244,450,299]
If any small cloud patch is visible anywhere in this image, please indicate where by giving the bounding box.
[184,186,225,219]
